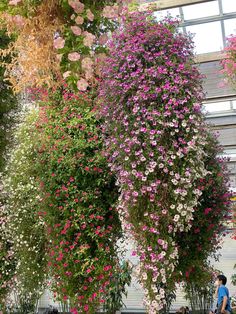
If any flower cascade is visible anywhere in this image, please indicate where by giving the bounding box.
[34,87,121,313]
[99,12,210,313]
[1,109,47,310]
[176,133,232,282]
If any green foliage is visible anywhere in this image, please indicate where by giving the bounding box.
[33,87,122,313]
[176,133,230,277]
[0,28,18,311]
[1,109,47,311]
[0,0,43,17]
[0,221,16,310]
[183,265,217,314]
[103,261,132,314]
[232,264,236,286]
[0,29,18,172]
[176,133,231,313]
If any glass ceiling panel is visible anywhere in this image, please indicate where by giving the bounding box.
[182,1,219,20]
[153,8,180,20]
[222,0,236,14]
[187,21,223,54]
[224,18,236,38]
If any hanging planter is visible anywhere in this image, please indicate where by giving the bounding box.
[99,12,213,313]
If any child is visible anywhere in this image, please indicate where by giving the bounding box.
[215,274,232,314]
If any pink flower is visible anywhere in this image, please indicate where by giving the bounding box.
[77,78,89,91]
[63,71,71,79]
[70,308,78,314]
[71,26,82,36]
[56,54,63,62]
[12,15,25,28]
[75,15,84,25]
[9,0,21,5]
[102,5,118,19]
[81,57,93,70]
[157,239,164,245]
[53,37,65,49]
[68,0,84,14]
[204,207,212,215]
[84,305,89,312]
[103,265,112,271]
[99,34,109,45]
[85,70,93,80]
[68,52,81,61]
[83,31,96,47]
[86,9,94,21]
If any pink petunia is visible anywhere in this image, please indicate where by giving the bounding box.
[99,34,109,45]
[63,71,71,79]
[53,37,65,49]
[83,31,96,47]
[86,9,94,21]
[77,78,89,91]
[68,52,81,61]
[71,25,82,36]
[12,15,25,28]
[68,0,84,14]
[102,5,118,19]
[75,15,84,25]
[81,57,93,70]
[85,70,93,80]
[9,0,21,5]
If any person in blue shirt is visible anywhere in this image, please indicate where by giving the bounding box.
[216,274,232,314]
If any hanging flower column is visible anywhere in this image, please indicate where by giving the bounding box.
[99,12,209,313]
[34,87,121,313]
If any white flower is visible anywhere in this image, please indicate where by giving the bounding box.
[171,179,178,185]
[173,215,180,222]
[142,273,147,280]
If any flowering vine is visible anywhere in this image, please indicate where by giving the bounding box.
[1,109,47,311]
[0,29,18,171]
[32,86,122,313]
[98,12,217,313]
[174,133,231,311]
[0,0,130,92]
[220,35,236,281]
[177,133,231,275]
